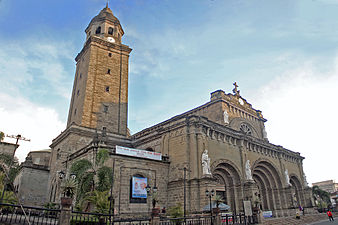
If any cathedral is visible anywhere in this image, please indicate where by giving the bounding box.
[48,5,314,217]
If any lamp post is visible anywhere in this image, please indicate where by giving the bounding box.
[58,170,77,198]
[146,184,158,217]
[178,167,191,218]
[206,189,215,224]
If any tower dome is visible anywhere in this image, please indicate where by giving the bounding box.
[85,5,124,44]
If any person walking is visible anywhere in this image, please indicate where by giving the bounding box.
[327,209,334,222]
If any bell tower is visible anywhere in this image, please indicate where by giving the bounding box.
[67,5,132,136]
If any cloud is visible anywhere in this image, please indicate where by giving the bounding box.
[0,38,74,100]
[252,54,338,185]
[0,93,65,162]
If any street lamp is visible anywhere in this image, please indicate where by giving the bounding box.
[146,184,159,217]
[58,171,65,180]
[206,189,215,224]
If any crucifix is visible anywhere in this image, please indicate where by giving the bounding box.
[232,82,240,96]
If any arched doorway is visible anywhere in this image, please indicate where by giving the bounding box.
[213,161,242,213]
[290,175,304,208]
[252,160,285,213]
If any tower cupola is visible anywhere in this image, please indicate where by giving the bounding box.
[85,5,124,44]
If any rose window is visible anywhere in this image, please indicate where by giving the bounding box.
[240,124,252,135]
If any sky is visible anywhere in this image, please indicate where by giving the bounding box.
[0,0,337,185]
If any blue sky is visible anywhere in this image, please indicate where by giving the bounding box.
[1,0,338,184]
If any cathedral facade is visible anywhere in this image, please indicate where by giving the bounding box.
[48,6,313,217]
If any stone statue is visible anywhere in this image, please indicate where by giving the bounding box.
[262,126,268,139]
[285,169,291,186]
[223,110,229,124]
[245,160,253,180]
[303,174,308,187]
[202,149,211,175]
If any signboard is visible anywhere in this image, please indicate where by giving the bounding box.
[132,176,148,198]
[116,146,162,161]
[243,200,253,216]
[262,211,273,218]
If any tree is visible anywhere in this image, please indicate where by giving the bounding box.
[213,194,224,209]
[312,185,331,208]
[84,190,110,214]
[70,148,113,205]
[0,131,4,142]
[0,153,19,191]
[169,204,184,218]
[0,172,17,205]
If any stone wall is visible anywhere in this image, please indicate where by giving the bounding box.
[0,142,17,156]
[14,166,49,207]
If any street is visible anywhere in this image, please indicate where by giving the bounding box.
[311,217,338,225]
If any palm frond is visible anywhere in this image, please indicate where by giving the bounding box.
[84,190,110,214]
[96,148,109,167]
[70,159,93,178]
[97,166,113,192]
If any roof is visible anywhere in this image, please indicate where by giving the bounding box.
[29,149,51,154]
[89,5,121,26]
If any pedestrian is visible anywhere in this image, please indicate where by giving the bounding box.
[299,205,304,216]
[327,209,334,222]
[161,207,166,214]
[296,211,300,219]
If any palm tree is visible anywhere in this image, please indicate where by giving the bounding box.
[70,148,113,205]
[213,195,224,209]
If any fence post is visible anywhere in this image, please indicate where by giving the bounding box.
[215,214,222,225]
[59,197,73,225]
[150,207,160,225]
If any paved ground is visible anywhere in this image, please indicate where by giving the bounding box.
[311,217,338,225]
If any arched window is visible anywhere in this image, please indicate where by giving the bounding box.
[108,27,114,35]
[95,26,101,34]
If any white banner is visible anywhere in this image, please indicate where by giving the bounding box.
[116,145,162,161]
[262,211,273,218]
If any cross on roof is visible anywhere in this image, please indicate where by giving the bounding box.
[232,82,240,96]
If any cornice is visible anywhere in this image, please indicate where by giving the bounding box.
[75,36,132,62]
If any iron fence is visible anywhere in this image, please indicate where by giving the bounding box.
[220,214,257,225]
[0,202,60,225]
[159,216,212,225]
[71,211,150,225]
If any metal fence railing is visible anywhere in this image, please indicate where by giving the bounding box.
[220,214,258,225]
[159,216,212,225]
[71,211,150,225]
[0,202,60,225]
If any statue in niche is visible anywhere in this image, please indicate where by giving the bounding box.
[202,149,211,175]
[303,174,308,187]
[285,169,291,186]
[223,110,229,124]
[245,160,253,180]
[262,126,268,139]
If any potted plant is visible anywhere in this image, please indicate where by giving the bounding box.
[213,195,224,214]
[61,178,77,207]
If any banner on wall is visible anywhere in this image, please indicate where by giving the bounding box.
[116,145,162,161]
[132,176,148,198]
